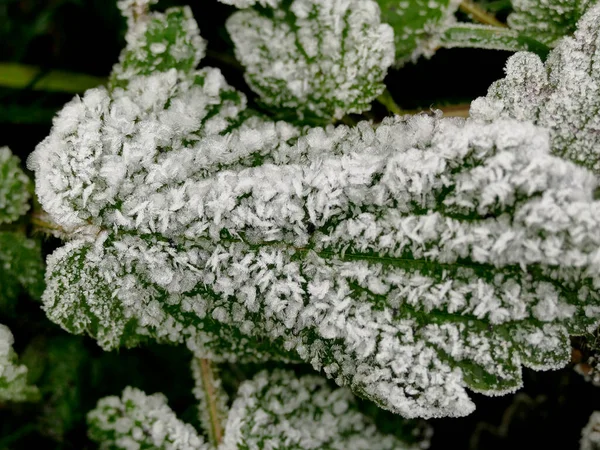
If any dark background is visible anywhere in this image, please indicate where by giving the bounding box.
[1,1,598,448]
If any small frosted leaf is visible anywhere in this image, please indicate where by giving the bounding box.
[508,0,592,46]
[223,369,418,450]
[0,147,31,224]
[111,5,206,86]
[226,0,395,120]
[471,3,600,173]
[0,324,39,403]
[377,0,461,64]
[581,411,600,450]
[88,386,209,450]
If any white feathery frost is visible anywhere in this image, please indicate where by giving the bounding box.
[581,411,600,450]
[471,2,600,173]
[226,0,395,120]
[218,0,280,7]
[30,2,600,420]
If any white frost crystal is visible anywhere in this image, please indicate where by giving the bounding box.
[218,0,280,7]
[87,386,209,450]
[0,324,39,402]
[223,370,417,449]
[226,0,395,120]
[0,147,31,224]
[471,2,600,173]
[582,411,600,450]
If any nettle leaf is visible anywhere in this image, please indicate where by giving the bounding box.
[32,67,600,419]
[225,0,395,120]
[111,2,206,86]
[507,0,592,46]
[376,0,461,65]
[0,146,31,224]
[87,386,210,450]
[0,324,39,402]
[471,3,600,173]
[223,369,416,449]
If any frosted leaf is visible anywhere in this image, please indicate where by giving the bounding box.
[377,0,461,64]
[0,324,39,402]
[225,0,395,120]
[508,0,592,46]
[581,411,600,450]
[0,147,31,224]
[471,3,600,173]
[35,93,600,418]
[111,5,206,86]
[87,386,209,450]
[222,369,417,450]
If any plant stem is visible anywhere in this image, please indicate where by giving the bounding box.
[376,89,404,116]
[459,0,507,28]
[198,359,224,446]
[0,63,105,93]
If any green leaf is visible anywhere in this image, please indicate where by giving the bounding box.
[0,324,39,403]
[111,5,206,87]
[507,0,593,46]
[376,0,461,64]
[223,369,419,449]
[0,147,31,225]
[471,3,600,173]
[87,386,209,450]
[225,0,395,120]
[0,63,105,93]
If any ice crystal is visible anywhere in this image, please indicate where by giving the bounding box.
[0,324,39,402]
[225,0,394,120]
[471,3,600,173]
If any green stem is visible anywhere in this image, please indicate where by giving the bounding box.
[0,63,105,93]
[376,89,404,116]
[438,24,551,58]
[459,0,507,28]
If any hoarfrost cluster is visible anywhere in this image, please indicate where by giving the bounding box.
[0,324,39,402]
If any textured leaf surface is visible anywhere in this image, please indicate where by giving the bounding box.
[88,386,209,450]
[223,369,417,449]
[32,1,600,420]
[471,3,600,173]
[377,0,461,64]
[0,147,31,224]
[225,0,394,120]
[508,0,593,46]
[0,324,39,402]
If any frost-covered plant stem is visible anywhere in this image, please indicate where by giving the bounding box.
[193,359,225,447]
